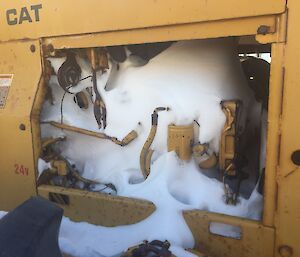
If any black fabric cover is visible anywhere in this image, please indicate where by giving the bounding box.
[0,196,63,257]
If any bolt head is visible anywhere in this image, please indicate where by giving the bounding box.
[257,25,270,35]
[279,245,293,257]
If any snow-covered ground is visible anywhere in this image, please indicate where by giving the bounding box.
[32,38,265,256]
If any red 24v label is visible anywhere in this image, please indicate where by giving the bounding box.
[14,164,29,176]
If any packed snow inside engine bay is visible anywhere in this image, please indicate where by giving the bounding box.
[38,38,269,257]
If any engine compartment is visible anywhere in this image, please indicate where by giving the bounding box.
[36,37,270,255]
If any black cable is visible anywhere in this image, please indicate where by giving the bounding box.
[79,75,92,82]
[60,84,79,124]
[60,91,67,125]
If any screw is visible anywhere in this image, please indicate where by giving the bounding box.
[30,44,36,53]
[19,124,26,131]
[279,245,293,257]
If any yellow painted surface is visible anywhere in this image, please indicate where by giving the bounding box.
[1,1,299,256]
[44,15,277,50]
[184,211,274,257]
[0,40,41,210]
[1,0,285,42]
[274,0,300,256]
[38,185,156,226]
[168,124,194,161]
[38,184,274,257]
[262,43,284,227]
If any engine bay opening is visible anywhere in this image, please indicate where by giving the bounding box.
[37,36,271,225]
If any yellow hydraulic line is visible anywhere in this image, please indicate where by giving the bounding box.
[41,136,66,149]
[145,149,154,178]
[48,121,137,146]
[140,126,157,178]
[140,107,169,179]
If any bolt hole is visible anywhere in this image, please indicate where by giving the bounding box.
[291,150,300,166]
[30,45,36,53]
[19,124,26,131]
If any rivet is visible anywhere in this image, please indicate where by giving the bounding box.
[30,44,36,53]
[279,245,293,257]
[291,150,300,166]
[19,124,26,131]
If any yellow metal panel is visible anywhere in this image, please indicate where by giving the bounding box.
[0,40,41,210]
[184,211,274,257]
[38,185,156,226]
[38,185,275,257]
[44,15,277,50]
[256,13,287,44]
[274,0,300,256]
[263,43,285,227]
[1,0,286,42]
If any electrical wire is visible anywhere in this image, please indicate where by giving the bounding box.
[60,74,92,124]
[79,75,92,82]
[60,91,68,125]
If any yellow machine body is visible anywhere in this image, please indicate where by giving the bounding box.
[0,1,299,257]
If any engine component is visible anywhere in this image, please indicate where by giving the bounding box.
[74,91,89,109]
[60,157,100,187]
[38,156,116,192]
[87,48,109,71]
[219,100,247,205]
[107,45,127,63]
[241,56,270,110]
[123,240,173,257]
[192,143,218,169]
[145,149,154,176]
[123,241,207,257]
[42,136,66,150]
[88,48,108,129]
[140,107,169,178]
[57,52,82,93]
[51,159,68,176]
[41,136,66,162]
[107,42,174,64]
[222,171,248,205]
[39,135,117,192]
[167,124,194,161]
[219,100,241,176]
[48,121,138,146]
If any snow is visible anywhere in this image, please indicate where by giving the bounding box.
[0,211,7,219]
[37,38,264,256]
[37,159,52,177]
